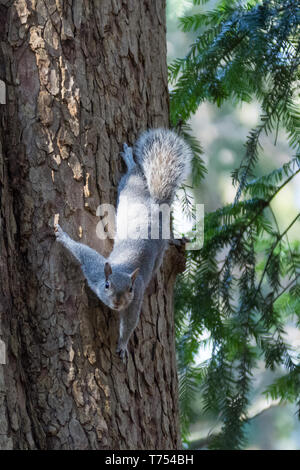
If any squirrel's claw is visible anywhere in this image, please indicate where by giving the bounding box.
[54,223,62,235]
[120,143,135,171]
[121,143,131,156]
[54,223,65,242]
[116,345,128,362]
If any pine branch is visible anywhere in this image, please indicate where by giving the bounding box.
[273,275,300,304]
[189,402,282,449]
[256,213,300,293]
[218,168,300,279]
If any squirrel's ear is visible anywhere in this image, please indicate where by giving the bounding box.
[104,262,112,280]
[130,267,140,283]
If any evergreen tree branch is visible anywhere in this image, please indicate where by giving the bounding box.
[189,402,282,449]
[273,275,300,304]
[256,213,300,293]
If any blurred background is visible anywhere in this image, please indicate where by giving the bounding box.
[166,0,300,450]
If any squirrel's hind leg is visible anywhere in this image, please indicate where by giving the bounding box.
[120,143,136,171]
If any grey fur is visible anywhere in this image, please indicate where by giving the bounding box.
[134,128,193,203]
[55,128,192,360]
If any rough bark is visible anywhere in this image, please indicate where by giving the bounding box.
[0,0,183,449]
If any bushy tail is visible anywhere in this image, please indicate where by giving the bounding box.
[134,128,192,203]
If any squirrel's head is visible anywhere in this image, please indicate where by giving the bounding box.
[98,262,140,311]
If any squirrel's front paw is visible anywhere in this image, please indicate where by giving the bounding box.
[54,224,65,241]
[116,344,128,362]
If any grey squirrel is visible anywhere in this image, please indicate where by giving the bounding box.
[55,128,192,359]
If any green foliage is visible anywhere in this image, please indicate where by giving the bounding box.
[177,121,207,187]
[170,0,300,449]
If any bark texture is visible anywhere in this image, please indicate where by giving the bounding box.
[0,0,183,449]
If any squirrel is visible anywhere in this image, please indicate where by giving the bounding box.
[55,128,192,360]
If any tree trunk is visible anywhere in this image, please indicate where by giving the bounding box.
[0,0,184,450]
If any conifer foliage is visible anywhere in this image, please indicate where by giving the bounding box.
[170,0,300,448]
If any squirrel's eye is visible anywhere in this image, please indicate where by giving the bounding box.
[105,281,110,289]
